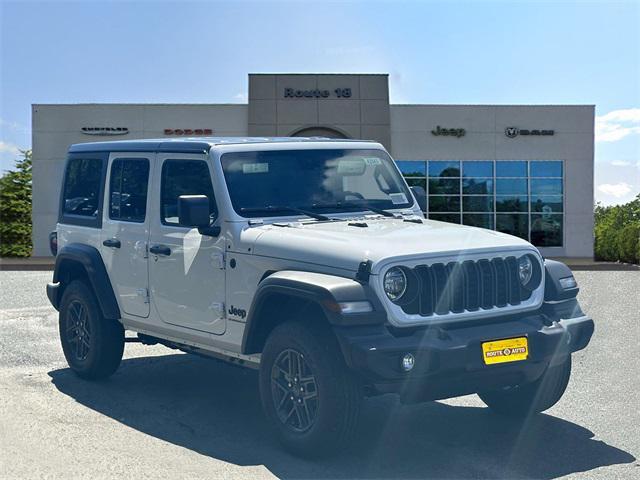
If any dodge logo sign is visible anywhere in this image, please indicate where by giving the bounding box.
[505,127,554,138]
[164,129,213,136]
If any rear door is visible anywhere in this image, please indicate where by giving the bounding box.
[101,153,153,318]
[147,154,226,335]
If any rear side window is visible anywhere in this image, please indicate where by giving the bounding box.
[61,156,105,226]
[160,160,217,226]
[109,158,150,223]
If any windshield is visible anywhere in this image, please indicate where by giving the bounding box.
[221,149,413,218]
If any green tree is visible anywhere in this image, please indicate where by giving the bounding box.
[0,149,32,257]
[594,193,640,264]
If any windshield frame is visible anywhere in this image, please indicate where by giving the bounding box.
[219,146,416,220]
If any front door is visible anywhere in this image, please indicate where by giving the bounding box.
[101,153,153,318]
[147,154,226,335]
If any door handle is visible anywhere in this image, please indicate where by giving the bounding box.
[149,244,171,256]
[103,238,121,248]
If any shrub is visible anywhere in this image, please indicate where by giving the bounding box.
[594,194,640,264]
[0,150,32,257]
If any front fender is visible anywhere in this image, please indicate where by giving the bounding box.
[241,271,386,354]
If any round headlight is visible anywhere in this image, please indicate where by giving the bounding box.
[518,255,533,286]
[384,267,407,301]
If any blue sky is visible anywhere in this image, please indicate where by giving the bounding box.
[1,0,638,205]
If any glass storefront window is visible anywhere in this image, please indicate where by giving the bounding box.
[395,160,426,177]
[496,161,527,177]
[496,178,528,195]
[399,160,564,247]
[531,214,563,246]
[531,178,563,195]
[496,213,529,240]
[429,178,460,195]
[462,178,493,194]
[428,195,461,213]
[530,161,562,177]
[496,195,528,212]
[463,161,493,177]
[463,214,494,229]
[430,213,461,224]
[463,196,493,212]
[429,161,461,177]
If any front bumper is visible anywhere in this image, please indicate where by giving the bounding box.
[333,302,593,403]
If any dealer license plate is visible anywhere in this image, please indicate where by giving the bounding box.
[482,337,528,365]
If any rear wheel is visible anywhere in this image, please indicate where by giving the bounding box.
[259,321,361,457]
[59,280,124,380]
[479,356,572,417]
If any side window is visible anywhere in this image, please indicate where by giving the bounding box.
[109,158,150,223]
[160,160,217,226]
[62,157,104,220]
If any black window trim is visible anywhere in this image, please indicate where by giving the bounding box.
[160,158,218,227]
[108,157,151,224]
[58,152,109,229]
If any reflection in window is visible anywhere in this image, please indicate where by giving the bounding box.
[429,161,460,177]
[531,214,563,246]
[463,161,493,177]
[430,213,461,224]
[62,158,103,218]
[109,158,150,223]
[161,160,217,226]
[395,161,426,177]
[399,160,565,247]
[496,161,527,177]
[463,178,493,194]
[497,213,529,240]
[531,161,562,177]
[463,214,494,229]
[496,178,528,195]
[429,196,460,213]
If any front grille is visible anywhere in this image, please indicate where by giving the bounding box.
[400,256,532,317]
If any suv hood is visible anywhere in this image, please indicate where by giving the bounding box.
[247,218,537,273]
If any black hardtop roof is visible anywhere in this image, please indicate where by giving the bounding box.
[68,137,373,154]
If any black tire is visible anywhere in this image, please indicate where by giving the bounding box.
[479,355,572,417]
[259,321,361,457]
[59,280,124,380]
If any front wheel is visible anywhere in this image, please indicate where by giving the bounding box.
[479,356,572,417]
[59,280,124,380]
[259,321,361,457]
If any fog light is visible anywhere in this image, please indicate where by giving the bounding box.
[559,276,577,289]
[401,353,415,372]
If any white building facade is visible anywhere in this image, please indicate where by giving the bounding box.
[32,74,594,258]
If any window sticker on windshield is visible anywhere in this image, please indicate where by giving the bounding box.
[389,193,408,205]
[242,163,269,174]
[364,157,382,166]
[337,159,366,175]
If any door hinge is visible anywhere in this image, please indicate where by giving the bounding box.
[209,302,225,318]
[136,288,150,304]
[212,252,225,269]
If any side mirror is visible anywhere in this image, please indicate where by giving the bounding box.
[178,195,220,237]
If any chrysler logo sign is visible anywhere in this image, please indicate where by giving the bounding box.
[505,127,554,138]
[81,127,129,136]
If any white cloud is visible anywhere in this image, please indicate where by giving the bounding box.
[233,92,248,103]
[0,141,21,155]
[611,160,631,167]
[597,182,634,198]
[595,108,640,142]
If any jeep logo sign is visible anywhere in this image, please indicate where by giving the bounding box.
[228,305,247,319]
[505,127,554,138]
[431,125,466,138]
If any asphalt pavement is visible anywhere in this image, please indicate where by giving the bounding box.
[0,270,638,479]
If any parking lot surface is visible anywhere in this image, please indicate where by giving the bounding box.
[1,270,638,479]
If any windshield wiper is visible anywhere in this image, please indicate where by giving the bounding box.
[240,205,331,222]
[311,202,397,218]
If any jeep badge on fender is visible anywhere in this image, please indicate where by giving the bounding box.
[46,136,594,458]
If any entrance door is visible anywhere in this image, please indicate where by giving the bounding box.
[101,153,153,318]
[147,154,226,335]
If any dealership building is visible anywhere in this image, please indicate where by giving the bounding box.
[32,73,595,258]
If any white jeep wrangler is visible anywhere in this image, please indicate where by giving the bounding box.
[47,137,593,456]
